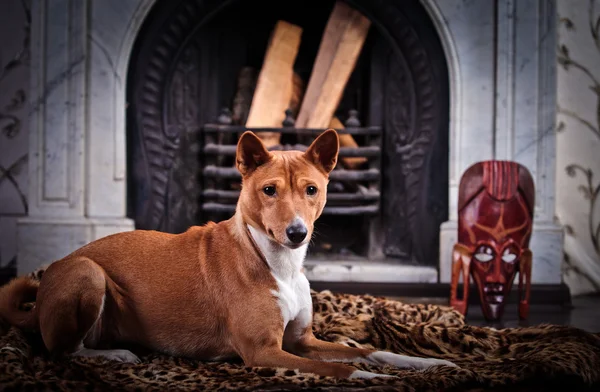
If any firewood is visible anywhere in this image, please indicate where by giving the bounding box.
[233,70,302,130]
[329,117,367,169]
[232,67,257,125]
[291,72,364,169]
[246,21,303,148]
[295,2,371,129]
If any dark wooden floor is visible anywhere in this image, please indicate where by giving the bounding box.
[399,294,600,333]
[470,294,600,332]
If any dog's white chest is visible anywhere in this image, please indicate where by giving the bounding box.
[248,225,313,330]
[270,273,312,329]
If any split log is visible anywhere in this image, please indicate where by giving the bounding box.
[295,1,371,129]
[246,21,303,148]
[232,70,303,129]
[292,72,365,169]
[329,117,367,169]
[228,69,301,192]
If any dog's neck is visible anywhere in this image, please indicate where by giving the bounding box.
[247,224,308,282]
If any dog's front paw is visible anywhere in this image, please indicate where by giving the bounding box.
[349,370,398,379]
[367,351,458,370]
[106,349,141,363]
[415,357,458,369]
[71,348,141,364]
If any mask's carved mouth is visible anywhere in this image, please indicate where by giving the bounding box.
[485,294,504,304]
[483,284,505,304]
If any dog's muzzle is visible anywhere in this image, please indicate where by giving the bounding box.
[286,219,308,244]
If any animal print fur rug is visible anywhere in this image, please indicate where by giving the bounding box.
[1,269,599,391]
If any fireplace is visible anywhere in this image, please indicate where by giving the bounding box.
[17,0,563,292]
[126,0,449,267]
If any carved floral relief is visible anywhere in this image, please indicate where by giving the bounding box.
[0,0,30,269]
[557,0,600,295]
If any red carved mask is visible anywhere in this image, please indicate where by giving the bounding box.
[450,161,535,321]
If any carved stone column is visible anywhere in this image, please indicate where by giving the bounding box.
[15,0,154,274]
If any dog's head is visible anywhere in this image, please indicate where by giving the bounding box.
[235,129,339,249]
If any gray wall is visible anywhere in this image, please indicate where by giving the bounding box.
[0,0,29,267]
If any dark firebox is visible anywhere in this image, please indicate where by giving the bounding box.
[126,0,449,267]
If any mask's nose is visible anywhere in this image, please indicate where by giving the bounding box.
[286,219,307,244]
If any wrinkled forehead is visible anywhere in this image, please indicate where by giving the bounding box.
[248,151,328,185]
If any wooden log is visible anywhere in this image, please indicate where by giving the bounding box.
[246,21,302,148]
[295,2,371,129]
[292,72,365,169]
[329,117,368,169]
[233,70,302,128]
[231,67,257,125]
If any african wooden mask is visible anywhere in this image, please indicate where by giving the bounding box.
[450,161,535,321]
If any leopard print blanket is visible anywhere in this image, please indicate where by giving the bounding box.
[1,270,599,391]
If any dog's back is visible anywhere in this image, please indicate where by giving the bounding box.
[45,222,277,359]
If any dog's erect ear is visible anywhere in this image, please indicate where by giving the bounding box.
[236,131,273,176]
[303,129,339,174]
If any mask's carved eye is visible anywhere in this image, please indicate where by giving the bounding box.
[502,247,518,263]
[474,245,494,262]
[263,186,276,196]
[306,185,318,196]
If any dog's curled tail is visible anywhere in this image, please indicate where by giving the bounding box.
[0,277,39,330]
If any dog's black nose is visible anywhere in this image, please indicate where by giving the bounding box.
[286,222,307,244]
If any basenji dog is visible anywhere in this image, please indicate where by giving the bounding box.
[0,129,455,378]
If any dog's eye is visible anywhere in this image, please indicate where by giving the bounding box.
[263,186,276,196]
[306,186,318,196]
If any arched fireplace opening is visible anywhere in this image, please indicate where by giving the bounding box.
[126,0,449,267]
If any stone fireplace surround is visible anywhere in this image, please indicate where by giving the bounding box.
[17,0,563,290]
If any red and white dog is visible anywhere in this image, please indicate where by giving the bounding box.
[0,129,455,378]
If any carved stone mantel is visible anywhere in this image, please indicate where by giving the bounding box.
[17,0,563,286]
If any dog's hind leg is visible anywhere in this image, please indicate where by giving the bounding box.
[36,256,139,363]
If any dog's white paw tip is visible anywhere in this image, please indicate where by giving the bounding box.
[71,348,140,364]
[367,351,458,370]
[430,359,458,368]
[111,350,141,363]
[403,358,458,371]
[349,370,397,379]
